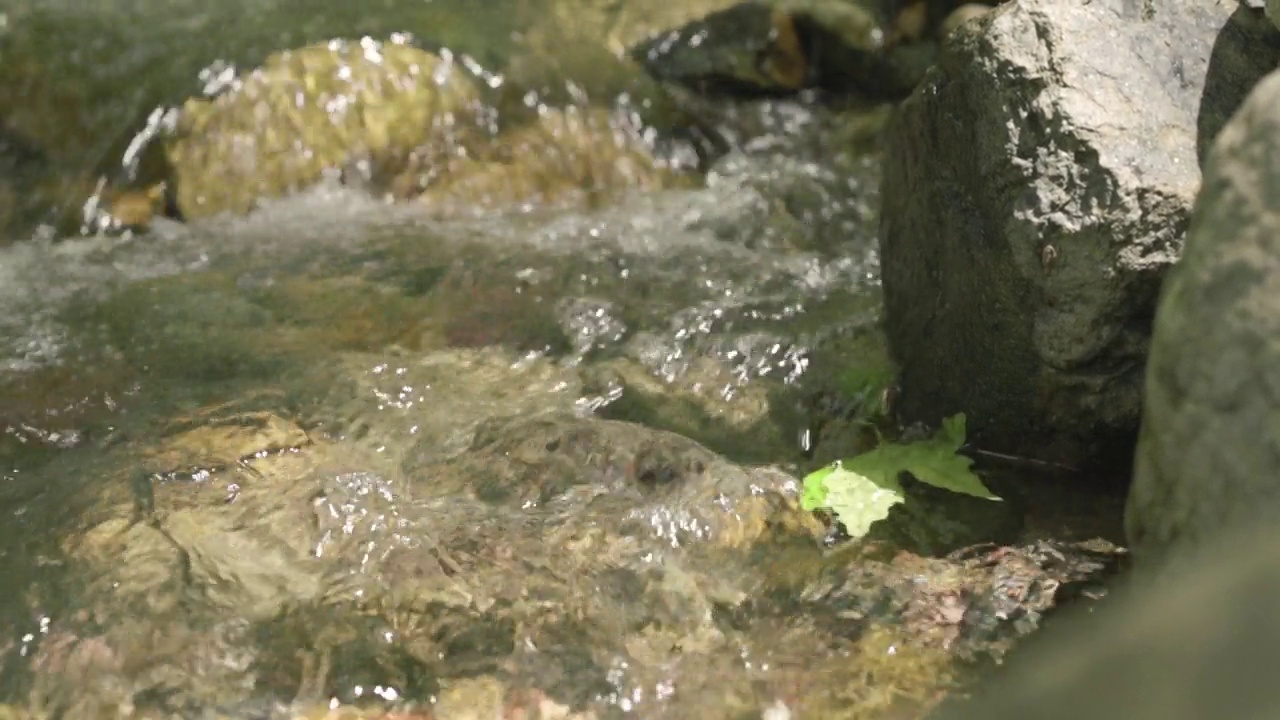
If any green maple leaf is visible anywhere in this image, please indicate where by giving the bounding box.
[800,463,839,511]
[861,414,997,501]
[808,464,906,537]
[800,414,1000,538]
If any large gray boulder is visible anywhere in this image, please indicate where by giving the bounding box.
[878,0,1278,472]
[1127,69,1280,564]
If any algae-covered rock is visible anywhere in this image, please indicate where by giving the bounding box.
[163,35,698,221]
[540,0,746,57]
[631,1,818,93]
[628,0,936,98]
[409,106,696,216]
[508,0,743,89]
[164,37,484,220]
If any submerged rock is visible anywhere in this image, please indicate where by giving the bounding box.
[878,0,1277,473]
[406,107,696,216]
[9,338,1117,718]
[0,78,1113,715]
[629,0,995,99]
[164,37,485,220]
[631,0,917,97]
[1127,69,1280,564]
[631,1,828,94]
[538,0,747,58]
[162,37,704,222]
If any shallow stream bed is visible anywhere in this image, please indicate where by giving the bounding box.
[0,1,1126,717]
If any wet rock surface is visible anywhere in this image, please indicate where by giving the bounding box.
[629,0,949,99]
[0,0,1147,717]
[1127,68,1280,565]
[0,0,984,237]
[1,346,1123,719]
[878,0,1279,473]
[931,521,1280,720]
[406,107,695,217]
[164,38,487,220]
[158,32,714,225]
[0,166,1122,717]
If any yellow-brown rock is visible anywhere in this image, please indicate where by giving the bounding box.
[164,38,484,220]
[411,106,695,216]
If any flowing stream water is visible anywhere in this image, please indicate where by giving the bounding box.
[0,1,1126,717]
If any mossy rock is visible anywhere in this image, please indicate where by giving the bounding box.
[627,0,995,98]
[164,37,484,220]
[408,107,697,215]
[629,0,894,95]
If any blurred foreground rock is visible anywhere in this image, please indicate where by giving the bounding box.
[932,521,1280,720]
[1128,68,1280,564]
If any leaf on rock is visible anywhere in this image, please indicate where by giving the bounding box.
[818,464,905,538]
[799,414,1001,538]
[801,464,837,511]
[886,413,998,501]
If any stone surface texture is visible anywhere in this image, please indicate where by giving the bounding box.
[878,0,1277,471]
[933,520,1280,720]
[1128,68,1280,563]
